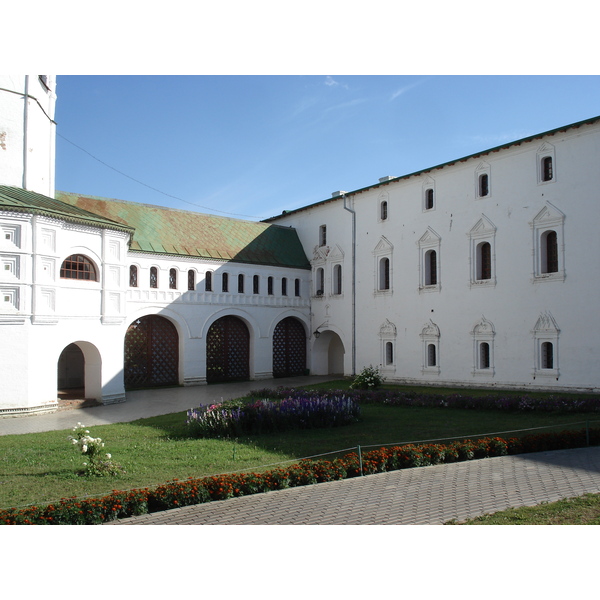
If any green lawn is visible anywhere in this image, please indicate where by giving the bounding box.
[2,385,599,510]
[454,493,600,525]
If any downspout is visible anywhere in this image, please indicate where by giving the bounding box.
[342,194,356,376]
[22,75,29,189]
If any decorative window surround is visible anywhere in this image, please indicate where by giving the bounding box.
[468,215,497,288]
[475,162,491,199]
[373,236,393,295]
[422,176,435,211]
[379,319,397,372]
[420,320,440,375]
[532,311,560,380]
[471,316,495,376]
[531,202,565,283]
[418,228,441,292]
[537,142,556,184]
[379,191,389,221]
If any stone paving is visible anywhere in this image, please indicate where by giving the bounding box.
[106,445,600,525]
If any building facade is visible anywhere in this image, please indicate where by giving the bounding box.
[2,75,600,414]
[268,116,600,393]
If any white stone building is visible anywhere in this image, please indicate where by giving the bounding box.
[268,116,600,393]
[2,75,600,414]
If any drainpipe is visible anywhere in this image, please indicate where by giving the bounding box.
[342,194,356,376]
[22,75,29,189]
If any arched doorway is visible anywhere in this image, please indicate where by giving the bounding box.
[124,315,179,389]
[273,317,307,377]
[57,342,103,400]
[312,330,345,375]
[58,343,85,398]
[206,316,250,383]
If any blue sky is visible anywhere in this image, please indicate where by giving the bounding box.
[54,75,600,221]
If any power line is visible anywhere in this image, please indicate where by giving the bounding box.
[56,133,262,219]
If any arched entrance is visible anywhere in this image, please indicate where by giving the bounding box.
[58,343,85,397]
[206,316,249,383]
[312,330,345,375]
[273,317,307,377]
[57,342,102,400]
[124,315,179,389]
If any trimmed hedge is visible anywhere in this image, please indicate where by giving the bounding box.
[2,426,599,525]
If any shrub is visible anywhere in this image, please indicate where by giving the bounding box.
[68,423,124,477]
[350,365,383,390]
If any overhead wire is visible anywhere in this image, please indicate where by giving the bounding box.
[56,132,263,219]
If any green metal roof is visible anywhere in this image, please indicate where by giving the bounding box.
[55,192,310,269]
[0,186,134,234]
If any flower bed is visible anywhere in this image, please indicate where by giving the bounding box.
[251,387,600,413]
[186,396,361,438]
[2,426,599,525]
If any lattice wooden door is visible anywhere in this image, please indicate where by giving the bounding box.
[273,317,306,378]
[206,316,249,383]
[124,316,179,389]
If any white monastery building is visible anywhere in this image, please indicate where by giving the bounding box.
[2,75,600,414]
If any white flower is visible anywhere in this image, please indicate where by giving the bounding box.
[106,453,111,459]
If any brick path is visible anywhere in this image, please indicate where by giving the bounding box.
[106,446,600,525]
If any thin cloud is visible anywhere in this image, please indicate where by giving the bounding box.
[324,75,349,89]
[390,79,427,101]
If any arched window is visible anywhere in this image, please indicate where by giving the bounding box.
[129,265,138,287]
[333,264,342,295]
[425,188,434,210]
[238,273,245,294]
[169,268,177,290]
[268,276,274,295]
[315,269,324,296]
[425,250,437,286]
[542,156,553,182]
[379,257,390,291]
[380,200,388,221]
[543,230,559,273]
[150,267,158,288]
[479,342,490,369]
[60,254,97,281]
[385,341,394,365]
[205,270,213,292]
[541,341,554,369]
[427,343,437,367]
[222,272,229,293]
[253,275,260,294]
[477,242,491,280]
[479,173,489,197]
[188,269,195,291]
[282,277,288,296]
[294,278,301,297]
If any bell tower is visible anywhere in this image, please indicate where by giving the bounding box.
[0,75,57,197]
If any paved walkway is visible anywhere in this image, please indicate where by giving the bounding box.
[4,378,600,524]
[0,376,336,436]
[105,445,600,525]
